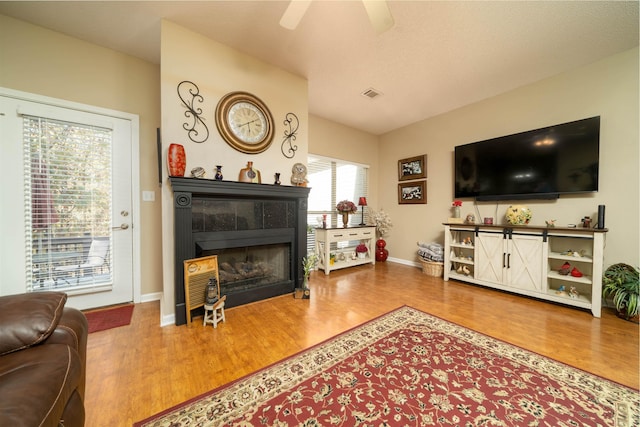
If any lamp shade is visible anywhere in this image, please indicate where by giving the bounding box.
[358,197,368,206]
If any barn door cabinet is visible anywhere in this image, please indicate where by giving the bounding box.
[443,223,607,317]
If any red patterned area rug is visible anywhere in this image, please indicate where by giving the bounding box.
[85,304,134,333]
[134,306,639,427]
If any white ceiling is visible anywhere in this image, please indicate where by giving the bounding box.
[0,1,637,135]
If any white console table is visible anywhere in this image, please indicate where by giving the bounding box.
[443,223,607,317]
[315,226,376,275]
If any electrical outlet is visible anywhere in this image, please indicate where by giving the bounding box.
[142,191,155,202]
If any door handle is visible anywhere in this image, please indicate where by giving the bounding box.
[113,223,129,230]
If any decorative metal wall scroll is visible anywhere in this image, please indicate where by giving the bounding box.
[281,112,299,158]
[177,80,209,143]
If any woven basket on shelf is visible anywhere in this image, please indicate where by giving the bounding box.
[420,259,444,277]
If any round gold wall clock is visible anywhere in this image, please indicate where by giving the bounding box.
[215,91,274,154]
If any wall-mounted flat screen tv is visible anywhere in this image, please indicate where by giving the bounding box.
[454,116,600,201]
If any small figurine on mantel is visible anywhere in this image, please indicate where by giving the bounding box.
[239,161,261,183]
[191,167,205,178]
[291,163,308,187]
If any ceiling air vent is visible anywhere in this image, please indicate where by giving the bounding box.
[361,88,382,99]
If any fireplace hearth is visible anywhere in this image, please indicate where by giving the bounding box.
[170,177,310,326]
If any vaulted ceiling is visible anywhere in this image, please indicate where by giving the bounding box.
[0,1,637,135]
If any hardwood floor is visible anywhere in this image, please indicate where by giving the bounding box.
[85,262,639,426]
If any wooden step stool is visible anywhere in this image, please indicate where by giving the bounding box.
[203,295,226,328]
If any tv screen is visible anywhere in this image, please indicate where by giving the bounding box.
[454,116,600,201]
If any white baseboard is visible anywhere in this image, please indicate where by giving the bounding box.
[160,313,175,327]
[141,292,162,303]
[139,291,175,327]
[386,257,421,268]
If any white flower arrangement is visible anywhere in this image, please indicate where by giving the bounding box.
[371,209,393,237]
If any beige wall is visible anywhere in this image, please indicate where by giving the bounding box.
[308,115,379,209]
[0,15,163,298]
[159,21,310,323]
[379,47,639,268]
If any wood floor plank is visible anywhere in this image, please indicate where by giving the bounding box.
[84,262,639,426]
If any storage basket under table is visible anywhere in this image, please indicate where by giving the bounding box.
[420,259,444,277]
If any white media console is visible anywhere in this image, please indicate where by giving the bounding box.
[443,223,607,317]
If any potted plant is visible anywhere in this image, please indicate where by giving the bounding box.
[295,254,318,299]
[355,243,368,259]
[602,263,639,322]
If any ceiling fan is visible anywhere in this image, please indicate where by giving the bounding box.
[280,0,395,34]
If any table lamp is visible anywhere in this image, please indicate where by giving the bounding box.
[358,197,367,225]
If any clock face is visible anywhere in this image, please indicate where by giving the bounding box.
[228,102,268,143]
[215,92,274,154]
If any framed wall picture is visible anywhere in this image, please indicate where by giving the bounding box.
[398,181,427,204]
[398,155,427,181]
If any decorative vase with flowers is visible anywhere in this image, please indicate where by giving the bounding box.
[371,209,393,262]
[452,200,462,218]
[355,243,368,259]
[336,200,357,227]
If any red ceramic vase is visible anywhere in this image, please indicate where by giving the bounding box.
[375,238,389,262]
[168,143,186,177]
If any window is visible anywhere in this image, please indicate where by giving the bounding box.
[24,115,113,291]
[306,155,369,253]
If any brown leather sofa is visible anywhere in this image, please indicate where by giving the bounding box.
[0,292,88,427]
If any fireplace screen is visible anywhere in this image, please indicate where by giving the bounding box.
[202,243,291,295]
[192,199,295,232]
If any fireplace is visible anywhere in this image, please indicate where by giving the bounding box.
[170,177,310,325]
[199,243,290,296]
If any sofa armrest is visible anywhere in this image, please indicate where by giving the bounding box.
[48,306,89,398]
[0,292,67,356]
[48,307,88,352]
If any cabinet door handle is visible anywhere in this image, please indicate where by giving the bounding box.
[507,253,511,268]
[503,253,506,268]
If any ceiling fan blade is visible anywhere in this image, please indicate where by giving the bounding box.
[280,0,313,30]
[362,0,394,34]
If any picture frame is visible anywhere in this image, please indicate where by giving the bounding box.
[398,181,427,204]
[398,155,427,181]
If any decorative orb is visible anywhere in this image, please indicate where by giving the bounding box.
[375,239,388,262]
[506,205,532,225]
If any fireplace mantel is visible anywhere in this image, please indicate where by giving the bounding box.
[170,177,310,325]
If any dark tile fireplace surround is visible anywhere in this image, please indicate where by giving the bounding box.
[170,177,310,326]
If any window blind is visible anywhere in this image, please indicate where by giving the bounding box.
[306,155,369,254]
[23,115,113,291]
